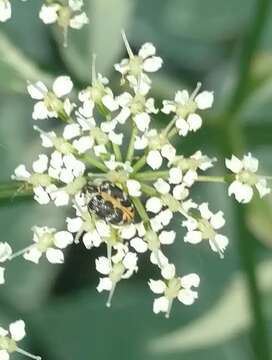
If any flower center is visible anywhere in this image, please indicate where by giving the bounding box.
[53,137,75,154]
[237,171,257,186]
[128,56,143,76]
[90,127,108,144]
[130,94,146,114]
[65,176,87,195]
[176,99,197,118]
[57,6,72,28]
[161,194,181,212]
[198,218,215,240]
[90,81,106,103]
[0,336,17,353]
[109,262,125,282]
[44,92,63,113]
[29,173,52,187]
[36,233,55,252]
[165,278,181,299]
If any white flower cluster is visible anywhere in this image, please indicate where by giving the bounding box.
[0,0,88,44]
[0,320,41,360]
[226,153,270,203]
[3,32,270,318]
[39,0,88,45]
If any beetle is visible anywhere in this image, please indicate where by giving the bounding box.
[86,181,134,225]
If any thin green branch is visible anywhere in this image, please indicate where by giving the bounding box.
[132,197,149,223]
[197,175,225,183]
[80,154,108,172]
[140,183,158,197]
[132,154,147,173]
[126,125,138,162]
[112,143,122,162]
[0,182,32,203]
[134,170,169,181]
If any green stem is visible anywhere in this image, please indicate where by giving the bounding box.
[168,127,177,139]
[132,154,147,173]
[162,117,176,137]
[132,197,149,223]
[126,125,138,162]
[112,143,122,162]
[134,170,169,181]
[80,154,108,172]
[140,183,158,197]
[197,175,225,183]
[0,182,32,202]
[135,172,227,183]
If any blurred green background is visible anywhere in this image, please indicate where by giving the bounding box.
[1,0,272,359]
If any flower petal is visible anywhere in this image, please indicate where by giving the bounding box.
[153,296,169,314]
[97,277,112,292]
[53,76,73,98]
[147,150,163,170]
[195,91,214,109]
[143,56,163,72]
[178,289,198,305]
[54,231,73,249]
[180,273,200,289]
[95,257,111,275]
[9,320,26,341]
[148,279,166,294]
[46,248,64,264]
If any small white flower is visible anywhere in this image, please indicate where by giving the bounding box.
[183,203,229,258]
[114,92,158,132]
[162,84,214,136]
[226,153,271,203]
[79,73,118,112]
[67,201,106,249]
[12,155,53,205]
[115,34,162,94]
[39,0,88,33]
[23,226,73,264]
[96,244,138,306]
[27,76,73,120]
[170,151,216,187]
[149,264,200,317]
[0,320,41,360]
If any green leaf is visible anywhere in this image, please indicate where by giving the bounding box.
[0,31,53,94]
